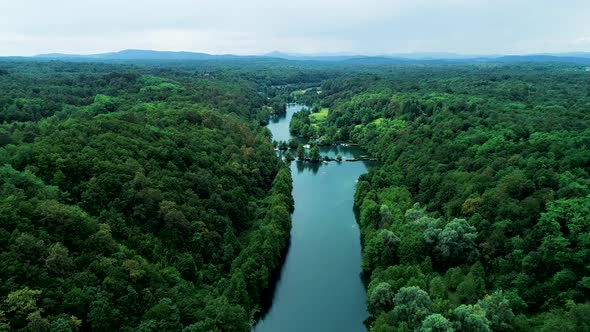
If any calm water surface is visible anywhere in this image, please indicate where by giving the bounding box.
[254,104,372,332]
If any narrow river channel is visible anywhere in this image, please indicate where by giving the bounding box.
[254,104,373,332]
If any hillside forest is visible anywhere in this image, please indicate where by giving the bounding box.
[289,63,590,331]
[0,61,296,331]
[0,59,589,331]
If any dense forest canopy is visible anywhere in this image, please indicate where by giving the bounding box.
[1,58,589,331]
[291,63,590,331]
[0,61,295,331]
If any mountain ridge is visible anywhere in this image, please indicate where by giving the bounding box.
[24,49,590,65]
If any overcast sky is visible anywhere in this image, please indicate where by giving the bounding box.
[1,0,590,56]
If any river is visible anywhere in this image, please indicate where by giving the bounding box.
[254,104,373,332]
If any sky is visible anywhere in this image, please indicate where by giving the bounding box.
[1,0,590,56]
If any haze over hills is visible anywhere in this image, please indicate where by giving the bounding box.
[14,49,590,65]
[35,49,245,61]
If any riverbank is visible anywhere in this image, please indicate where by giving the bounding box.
[255,104,372,332]
[275,142,378,162]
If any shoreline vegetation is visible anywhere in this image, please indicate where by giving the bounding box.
[287,63,590,331]
[0,58,588,331]
[0,61,295,331]
[274,142,375,162]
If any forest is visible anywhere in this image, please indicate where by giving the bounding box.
[291,63,590,331]
[0,58,589,331]
[0,61,297,331]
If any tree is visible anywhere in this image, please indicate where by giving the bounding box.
[429,275,447,299]
[565,302,590,332]
[45,243,74,277]
[309,145,321,162]
[296,144,305,160]
[49,317,74,332]
[225,270,250,309]
[142,298,183,331]
[457,263,486,305]
[478,291,514,332]
[392,286,433,330]
[453,304,491,332]
[283,150,294,161]
[288,139,299,149]
[419,314,454,332]
[355,180,372,207]
[424,218,479,267]
[360,199,381,230]
[202,296,249,332]
[368,282,395,315]
[537,197,590,272]
[26,311,49,332]
[4,287,42,317]
[363,230,400,272]
[380,205,393,227]
[88,292,120,331]
[0,311,9,332]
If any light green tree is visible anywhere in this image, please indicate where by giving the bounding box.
[392,286,433,330]
[453,304,491,332]
[368,282,395,315]
[419,314,454,332]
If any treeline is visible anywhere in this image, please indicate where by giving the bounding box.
[0,61,293,331]
[302,63,590,330]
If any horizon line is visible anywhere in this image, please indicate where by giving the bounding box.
[2,48,590,58]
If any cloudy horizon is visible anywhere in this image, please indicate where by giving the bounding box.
[2,0,590,56]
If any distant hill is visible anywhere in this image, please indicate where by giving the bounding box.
[35,49,247,61]
[263,51,590,65]
[385,52,500,60]
[18,49,590,65]
[263,51,367,62]
[544,52,590,58]
[492,54,590,65]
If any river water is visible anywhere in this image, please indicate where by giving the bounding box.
[254,104,372,332]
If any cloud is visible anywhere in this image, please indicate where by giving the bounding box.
[1,0,589,55]
[573,36,590,45]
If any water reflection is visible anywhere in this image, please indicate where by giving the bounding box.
[293,159,376,176]
[269,111,288,123]
[295,160,322,175]
[255,104,373,332]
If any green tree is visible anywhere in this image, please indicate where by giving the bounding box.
[288,139,299,149]
[284,150,294,161]
[49,317,73,332]
[429,275,447,299]
[392,286,433,330]
[143,298,183,331]
[26,311,49,332]
[453,304,491,332]
[368,282,395,315]
[4,287,42,317]
[363,230,400,272]
[419,314,454,332]
[424,218,479,267]
[309,145,321,162]
[45,243,74,277]
[478,291,515,332]
[88,292,120,331]
[296,144,305,160]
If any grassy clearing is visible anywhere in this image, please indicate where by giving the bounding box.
[369,117,407,130]
[290,89,306,96]
[290,86,322,97]
[310,108,329,123]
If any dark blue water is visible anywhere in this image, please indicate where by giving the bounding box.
[254,104,372,332]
